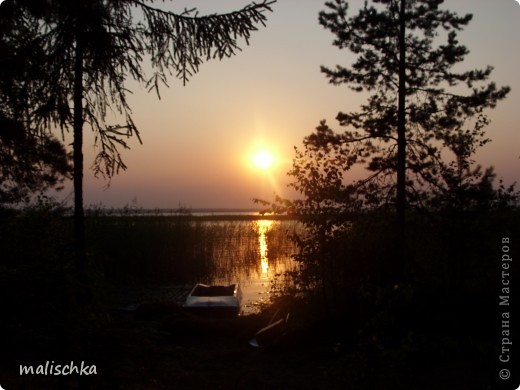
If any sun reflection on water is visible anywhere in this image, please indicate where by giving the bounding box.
[196,218,298,314]
[256,219,274,280]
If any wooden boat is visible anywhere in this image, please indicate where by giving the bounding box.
[183,283,243,317]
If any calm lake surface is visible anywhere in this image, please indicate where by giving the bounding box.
[198,219,300,314]
[91,213,302,314]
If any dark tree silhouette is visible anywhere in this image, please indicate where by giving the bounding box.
[0,114,71,205]
[0,8,72,206]
[1,0,275,267]
[303,0,510,272]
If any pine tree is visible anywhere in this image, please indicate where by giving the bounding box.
[304,0,510,273]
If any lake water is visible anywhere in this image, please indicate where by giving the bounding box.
[94,214,302,314]
[200,219,300,314]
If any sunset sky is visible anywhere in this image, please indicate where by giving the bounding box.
[60,0,519,209]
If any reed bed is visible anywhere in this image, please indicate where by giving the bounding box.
[86,216,300,286]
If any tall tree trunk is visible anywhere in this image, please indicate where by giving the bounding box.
[396,0,407,277]
[73,21,86,286]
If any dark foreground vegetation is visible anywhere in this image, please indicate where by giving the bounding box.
[1,201,518,389]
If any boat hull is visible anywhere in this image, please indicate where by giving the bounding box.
[183,283,242,317]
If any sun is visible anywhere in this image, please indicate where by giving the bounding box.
[252,150,275,170]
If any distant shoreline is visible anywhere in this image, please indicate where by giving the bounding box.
[83,207,295,220]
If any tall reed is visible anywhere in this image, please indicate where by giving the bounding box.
[85,216,300,286]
